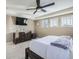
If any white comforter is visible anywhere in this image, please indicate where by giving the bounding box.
[29,36,72,59]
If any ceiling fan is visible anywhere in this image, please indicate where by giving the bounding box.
[26,0,55,14]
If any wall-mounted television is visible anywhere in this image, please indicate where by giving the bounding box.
[16,17,27,25]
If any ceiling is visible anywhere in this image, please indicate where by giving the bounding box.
[6,0,73,19]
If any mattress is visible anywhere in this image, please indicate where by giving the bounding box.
[29,36,72,59]
[47,38,73,59]
[29,36,59,58]
[47,45,70,59]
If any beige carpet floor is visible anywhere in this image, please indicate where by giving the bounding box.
[6,41,31,59]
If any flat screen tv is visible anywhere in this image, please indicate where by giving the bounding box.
[16,17,27,25]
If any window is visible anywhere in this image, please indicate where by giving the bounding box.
[40,14,73,28]
[61,14,73,27]
[41,19,49,28]
[49,17,58,27]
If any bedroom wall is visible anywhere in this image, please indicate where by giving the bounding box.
[34,14,73,37]
[6,15,35,42]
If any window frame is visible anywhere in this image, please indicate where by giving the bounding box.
[49,17,59,27]
[41,19,49,28]
[60,14,73,27]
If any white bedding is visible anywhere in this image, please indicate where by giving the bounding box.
[47,45,70,59]
[29,36,72,59]
[29,36,59,59]
[47,38,73,59]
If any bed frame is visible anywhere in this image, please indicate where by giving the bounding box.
[25,48,44,59]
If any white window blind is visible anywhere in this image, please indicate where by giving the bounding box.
[41,19,49,28]
[61,14,73,27]
[49,17,58,27]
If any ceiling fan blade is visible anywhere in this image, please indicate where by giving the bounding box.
[41,8,46,12]
[41,2,55,8]
[33,9,38,14]
[26,8,36,10]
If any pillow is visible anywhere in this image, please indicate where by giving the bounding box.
[59,36,71,40]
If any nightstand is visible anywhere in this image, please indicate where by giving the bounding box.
[31,33,37,39]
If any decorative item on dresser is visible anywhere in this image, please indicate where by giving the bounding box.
[13,31,32,44]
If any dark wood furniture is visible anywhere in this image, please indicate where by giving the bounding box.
[25,48,44,59]
[31,33,37,39]
[13,31,32,44]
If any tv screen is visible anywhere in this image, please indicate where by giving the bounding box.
[16,17,27,25]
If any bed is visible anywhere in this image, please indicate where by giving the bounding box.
[25,36,73,59]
